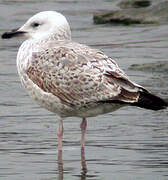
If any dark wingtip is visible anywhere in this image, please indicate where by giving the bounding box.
[135,91,168,111]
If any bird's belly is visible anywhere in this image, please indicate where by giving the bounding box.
[73,103,123,118]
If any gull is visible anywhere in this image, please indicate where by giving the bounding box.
[1,11,167,151]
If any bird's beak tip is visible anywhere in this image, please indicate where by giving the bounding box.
[1,28,26,39]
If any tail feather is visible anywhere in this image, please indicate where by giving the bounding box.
[134,91,168,111]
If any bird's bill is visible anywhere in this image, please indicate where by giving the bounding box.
[1,28,26,39]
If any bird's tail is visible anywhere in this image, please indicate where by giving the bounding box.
[133,91,168,111]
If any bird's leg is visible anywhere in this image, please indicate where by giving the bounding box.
[57,117,64,151]
[80,117,87,149]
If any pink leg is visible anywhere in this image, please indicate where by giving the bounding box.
[80,117,87,149]
[57,118,64,151]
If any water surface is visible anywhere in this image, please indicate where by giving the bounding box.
[0,0,168,180]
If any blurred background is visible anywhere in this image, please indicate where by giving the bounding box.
[0,0,168,180]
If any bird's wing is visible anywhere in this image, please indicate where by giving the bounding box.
[26,44,141,107]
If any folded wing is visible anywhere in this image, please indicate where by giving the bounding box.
[25,44,156,108]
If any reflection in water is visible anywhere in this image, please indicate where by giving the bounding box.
[58,150,63,180]
[81,148,87,180]
[57,148,87,180]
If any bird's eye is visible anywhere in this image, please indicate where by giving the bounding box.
[32,23,40,28]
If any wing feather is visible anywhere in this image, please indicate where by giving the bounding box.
[26,43,140,106]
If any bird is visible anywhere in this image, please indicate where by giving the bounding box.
[1,11,167,151]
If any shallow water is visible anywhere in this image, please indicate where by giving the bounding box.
[0,0,168,180]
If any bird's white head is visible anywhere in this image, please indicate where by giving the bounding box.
[2,11,71,41]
